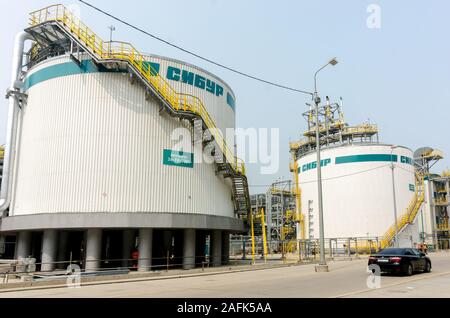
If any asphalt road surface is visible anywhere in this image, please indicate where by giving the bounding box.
[1,252,450,298]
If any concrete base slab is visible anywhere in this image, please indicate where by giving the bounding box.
[315,264,329,272]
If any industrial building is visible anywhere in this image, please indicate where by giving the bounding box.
[420,172,450,249]
[247,181,296,252]
[0,5,250,272]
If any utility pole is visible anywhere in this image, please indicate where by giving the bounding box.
[390,145,399,248]
[313,58,338,273]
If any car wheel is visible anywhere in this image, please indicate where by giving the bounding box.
[424,261,431,273]
[404,264,413,276]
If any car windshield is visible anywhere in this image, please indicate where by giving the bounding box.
[377,248,406,255]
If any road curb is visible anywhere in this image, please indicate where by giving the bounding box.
[0,261,311,294]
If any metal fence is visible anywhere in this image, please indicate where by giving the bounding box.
[230,237,382,262]
[1,236,449,283]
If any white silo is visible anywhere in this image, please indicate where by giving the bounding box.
[290,97,422,249]
[0,5,249,271]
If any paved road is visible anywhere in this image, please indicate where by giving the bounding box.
[1,252,450,298]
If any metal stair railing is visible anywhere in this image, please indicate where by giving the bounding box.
[380,172,425,248]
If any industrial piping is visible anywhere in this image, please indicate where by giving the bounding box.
[0,31,33,216]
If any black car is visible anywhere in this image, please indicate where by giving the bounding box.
[368,247,431,276]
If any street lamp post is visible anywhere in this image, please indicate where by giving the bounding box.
[390,145,399,248]
[313,58,338,272]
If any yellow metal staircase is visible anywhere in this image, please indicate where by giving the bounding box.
[27,4,250,218]
[380,172,425,248]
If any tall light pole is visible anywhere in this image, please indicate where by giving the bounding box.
[313,58,338,272]
[390,145,399,248]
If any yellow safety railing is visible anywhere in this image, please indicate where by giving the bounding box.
[342,124,378,135]
[29,4,245,176]
[434,198,449,205]
[291,124,378,151]
[380,173,425,248]
[0,145,4,160]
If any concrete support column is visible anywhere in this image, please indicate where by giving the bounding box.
[221,232,230,265]
[138,229,153,272]
[183,229,196,270]
[211,230,222,267]
[56,231,69,269]
[15,231,32,259]
[85,229,102,272]
[41,230,58,272]
[122,230,135,269]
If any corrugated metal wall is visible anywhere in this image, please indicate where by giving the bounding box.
[11,55,235,217]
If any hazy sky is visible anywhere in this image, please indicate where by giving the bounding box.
[1,1,449,194]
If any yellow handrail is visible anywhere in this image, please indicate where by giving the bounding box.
[380,173,425,248]
[29,4,245,176]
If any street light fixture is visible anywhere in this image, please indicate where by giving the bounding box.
[390,145,399,248]
[313,58,338,272]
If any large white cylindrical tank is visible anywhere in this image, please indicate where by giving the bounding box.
[10,53,237,220]
[297,144,415,239]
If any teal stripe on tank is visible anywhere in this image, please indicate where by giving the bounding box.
[23,59,160,90]
[24,60,103,90]
[335,154,398,164]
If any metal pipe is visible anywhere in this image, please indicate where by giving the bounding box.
[0,31,33,215]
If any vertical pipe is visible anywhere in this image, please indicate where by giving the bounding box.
[260,208,268,263]
[250,212,255,264]
[0,32,33,214]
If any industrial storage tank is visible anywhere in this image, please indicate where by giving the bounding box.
[0,5,249,271]
[290,98,422,248]
[12,53,236,217]
[297,144,415,239]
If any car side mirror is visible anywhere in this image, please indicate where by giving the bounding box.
[420,252,426,257]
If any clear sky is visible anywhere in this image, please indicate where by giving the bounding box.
[1,0,449,194]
